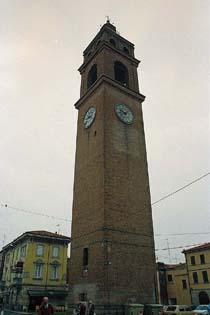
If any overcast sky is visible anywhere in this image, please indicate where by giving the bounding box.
[0,0,209,263]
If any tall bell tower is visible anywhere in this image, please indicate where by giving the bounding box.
[69,21,156,306]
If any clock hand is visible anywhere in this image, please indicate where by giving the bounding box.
[120,109,127,115]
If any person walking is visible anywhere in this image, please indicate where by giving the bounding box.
[75,301,81,315]
[0,305,4,315]
[88,300,94,315]
[80,302,86,315]
[39,297,54,315]
[75,301,86,315]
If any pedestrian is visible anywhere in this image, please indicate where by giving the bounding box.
[80,302,86,315]
[39,297,54,315]
[75,301,86,315]
[75,301,81,315]
[0,305,4,315]
[88,300,95,315]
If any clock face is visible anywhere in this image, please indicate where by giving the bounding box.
[115,104,134,124]
[83,106,96,129]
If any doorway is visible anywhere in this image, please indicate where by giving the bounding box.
[199,291,209,304]
[29,296,43,311]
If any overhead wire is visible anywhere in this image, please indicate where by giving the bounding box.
[101,171,210,232]
[0,203,71,222]
[155,232,210,237]
[0,171,209,240]
[151,172,210,206]
[155,242,205,251]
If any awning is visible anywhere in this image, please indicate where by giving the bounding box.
[28,290,68,297]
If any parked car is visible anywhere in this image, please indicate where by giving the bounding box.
[163,305,192,315]
[190,306,197,311]
[191,305,210,315]
[144,304,163,315]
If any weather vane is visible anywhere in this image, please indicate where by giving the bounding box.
[100,16,114,29]
[106,15,110,23]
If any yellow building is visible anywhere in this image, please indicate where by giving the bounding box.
[165,263,191,305]
[183,242,210,305]
[0,230,71,311]
[156,262,191,305]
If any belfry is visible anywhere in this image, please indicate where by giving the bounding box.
[69,21,156,306]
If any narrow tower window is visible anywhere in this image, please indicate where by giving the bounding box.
[110,39,116,47]
[87,64,97,89]
[83,248,89,267]
[123,47,129,54]
[114,61,129,87]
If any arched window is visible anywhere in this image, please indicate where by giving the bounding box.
[123,47,129,54]
[87,64,97,89]
[114,61,129,86]
[83,248,89,267]
[110,39,116,47]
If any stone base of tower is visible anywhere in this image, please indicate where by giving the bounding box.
[68,303,125,315]
[68,232,157,307]
[68,291,156,315]
[68,281,156,314]
[68,284,156,305]
[68,283,101,304]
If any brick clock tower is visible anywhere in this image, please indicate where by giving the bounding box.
[69,21,156,306]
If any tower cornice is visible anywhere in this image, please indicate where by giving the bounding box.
[78,41,140,74]
[74,74,145,109]
[83,22,134,56]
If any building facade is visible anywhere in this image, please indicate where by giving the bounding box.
[0,250,5,304]
[165,264,191,305]
[183,243,210,305]
[69,20,156,306]
[0,231,70,311]
[156,263,191,305]
[156,242,210,306]
[156,262,168,305]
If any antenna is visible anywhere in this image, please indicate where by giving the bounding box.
[166,239,171,263]
[2,234,6,247]
[56,224,60,234]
